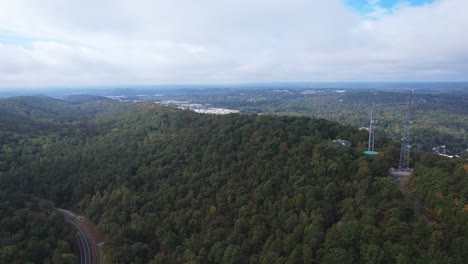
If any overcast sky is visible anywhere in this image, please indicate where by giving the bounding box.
[0,0,467,87]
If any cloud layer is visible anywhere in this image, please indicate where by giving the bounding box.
[0,0,467,87]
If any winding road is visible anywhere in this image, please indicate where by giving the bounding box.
[56,209,100,264]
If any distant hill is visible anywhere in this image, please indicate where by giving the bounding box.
[63,94,114,104]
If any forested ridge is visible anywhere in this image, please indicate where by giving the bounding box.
[152,89,467,154]
[0,96,466,263]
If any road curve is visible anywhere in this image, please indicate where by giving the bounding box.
[56,208,98,264]
[65,216,92,264]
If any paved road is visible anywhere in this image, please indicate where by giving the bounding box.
[56,209,97,264]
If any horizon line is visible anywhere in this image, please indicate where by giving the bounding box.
[1,81,468,90]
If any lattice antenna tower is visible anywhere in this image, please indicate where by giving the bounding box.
[398,90,413,170]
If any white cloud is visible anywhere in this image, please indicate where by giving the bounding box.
[0,0,467,87]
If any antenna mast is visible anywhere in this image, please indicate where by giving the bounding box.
[364,109,379,157]
[368,109,373,152]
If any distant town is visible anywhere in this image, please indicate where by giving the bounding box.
[106,96,240,115]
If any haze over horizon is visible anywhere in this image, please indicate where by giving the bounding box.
[1,0,467,88]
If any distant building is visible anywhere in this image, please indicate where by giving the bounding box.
[437,153,459,159]
[193,108,240,115]
[332,139,351,147]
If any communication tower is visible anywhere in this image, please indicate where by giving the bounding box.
[398,91,413,171]
[364,109,379,157]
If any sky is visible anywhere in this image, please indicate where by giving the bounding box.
[0,0,467,87]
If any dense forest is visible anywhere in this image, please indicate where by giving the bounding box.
[0,96,466,263]
[0,192,77,263]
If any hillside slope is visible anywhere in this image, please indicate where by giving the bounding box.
[0,96,465,263]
